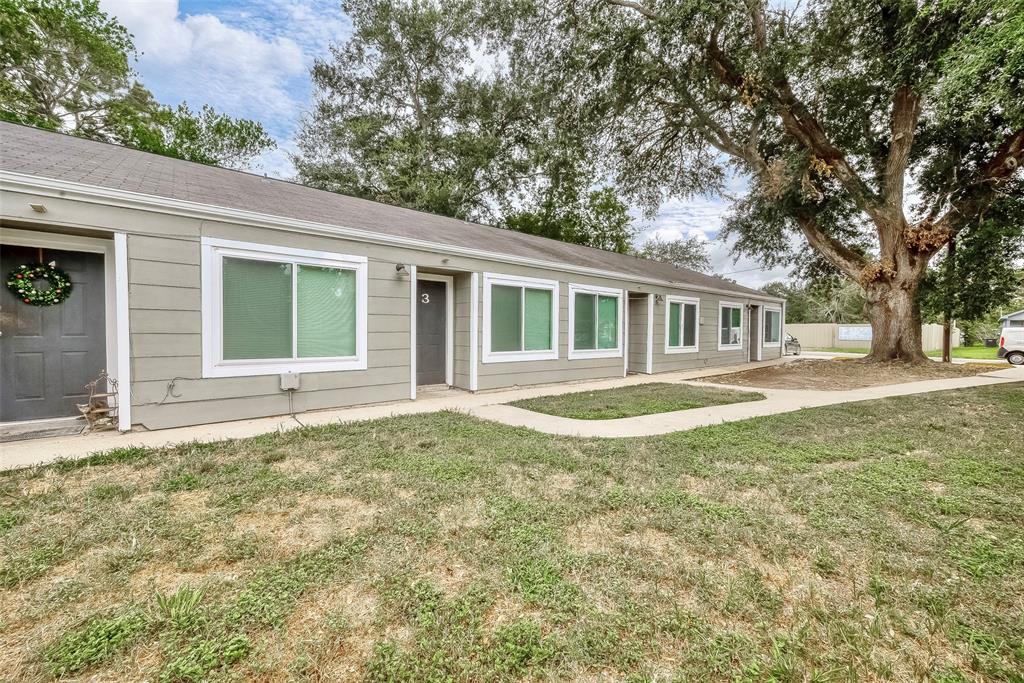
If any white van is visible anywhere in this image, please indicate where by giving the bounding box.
[998,327,1024,365]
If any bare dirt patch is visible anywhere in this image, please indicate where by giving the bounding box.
[700,359,992,390]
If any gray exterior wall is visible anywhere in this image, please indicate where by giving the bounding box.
[1,185,783,431]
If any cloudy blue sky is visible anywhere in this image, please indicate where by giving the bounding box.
[99,0,790,287]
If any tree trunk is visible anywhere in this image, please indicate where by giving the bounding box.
[864,280,929,363]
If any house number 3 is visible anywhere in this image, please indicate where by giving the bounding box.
[421,293,430,304]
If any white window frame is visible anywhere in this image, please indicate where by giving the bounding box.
[568,283,624,360]
[762,306,783,347]
[664,295,701,355]
[718,301,745,351]
[201,237,368,378]
[481,272,559,363]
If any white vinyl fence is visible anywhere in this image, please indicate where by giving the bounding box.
[786,323,960,350]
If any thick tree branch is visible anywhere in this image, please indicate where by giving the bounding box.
[794,211,868,281]
[881,86,920,215]
[929,127,1024,243]
[605,0,661,21]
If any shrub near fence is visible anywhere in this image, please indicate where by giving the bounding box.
[786,323,960,350]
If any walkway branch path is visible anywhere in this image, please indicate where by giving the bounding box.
[2,359,1021,471]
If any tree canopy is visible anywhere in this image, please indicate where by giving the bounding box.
[294,0,640,254]
[494,0,1023,360]
[0,0,275,169]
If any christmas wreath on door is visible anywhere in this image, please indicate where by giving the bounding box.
[5,262,74,306]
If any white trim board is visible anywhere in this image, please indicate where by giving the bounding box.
[113,233,131,430]
[199,236,369,378]
[408,265,417,400]
[645,294,654,374]
[469,273,479,391]
[0,227,124,426]
[415,272,454,388]
[1,172,785,304]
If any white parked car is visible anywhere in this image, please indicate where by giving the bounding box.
[998,327,1024,365]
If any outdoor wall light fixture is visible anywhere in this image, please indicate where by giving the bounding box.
[29,203,47,213]
[655,294,665,304]
[395,263,407,274]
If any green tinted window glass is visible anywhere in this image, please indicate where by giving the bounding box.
[222,257,292,360]
[764,310,781,343]
[721,306,731,345]
[682,303,697,347]
[523,288,552,351]
[574,293,596,350]
[491,285,522,352]
[732,307,742,327]
[297,265,356,358]
[668,303,681,347]
[597,295,618,349]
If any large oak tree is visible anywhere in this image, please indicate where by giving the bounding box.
[505,0,1023,361]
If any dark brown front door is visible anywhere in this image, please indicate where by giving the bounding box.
[1,245,107,422]
[416,279,447,386]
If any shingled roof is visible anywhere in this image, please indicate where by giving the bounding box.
[0,122,776,299]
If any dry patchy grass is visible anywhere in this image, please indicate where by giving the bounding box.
[1,384,1022,681]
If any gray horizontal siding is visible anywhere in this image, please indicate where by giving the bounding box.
[112,218,781,430]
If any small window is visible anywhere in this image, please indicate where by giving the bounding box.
[763,309,782,345]
[719,302,744,349]
[482,273,558,363]
[665,296,699,353]
[202,238,367,377]
[569,284,622,359]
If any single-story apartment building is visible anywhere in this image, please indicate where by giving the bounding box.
[0,122,785,432]
[998,309,1024,328]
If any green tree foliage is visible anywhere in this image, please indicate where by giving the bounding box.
[0,0,274,168]
[498,0,1024,361]
[294,0,635,252]
[761,279,866,324]
[633,234,710,272]
[918,202,1024,324]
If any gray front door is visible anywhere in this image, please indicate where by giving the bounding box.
[416,279,447,386]
[1,245,107,422]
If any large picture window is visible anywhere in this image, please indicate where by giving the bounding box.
[482,273,558,363]
[763,308,782,345]
[665,296,699,354]
[719,301,744,350]
[202,237,367,377]
[568,284,623,359]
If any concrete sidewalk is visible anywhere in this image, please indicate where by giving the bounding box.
[1,358,790,471]
[472,367,1024,437]
[3,358,1020,470]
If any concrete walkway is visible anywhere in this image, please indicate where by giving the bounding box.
[473,367,1024,437]
[802,350,1008,365]
[2,358,1021,470]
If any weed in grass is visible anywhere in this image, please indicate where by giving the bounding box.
[43,607,150,677]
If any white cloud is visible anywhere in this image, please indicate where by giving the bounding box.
[99,0,350,176]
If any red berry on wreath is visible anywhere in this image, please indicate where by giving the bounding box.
[23,298,30,303]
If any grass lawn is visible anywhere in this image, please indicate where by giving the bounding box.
[809,346,1001,360]
[2,384,1022,681]
[507,382,764,419]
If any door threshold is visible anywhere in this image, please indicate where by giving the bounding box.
[0,416,85,443]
